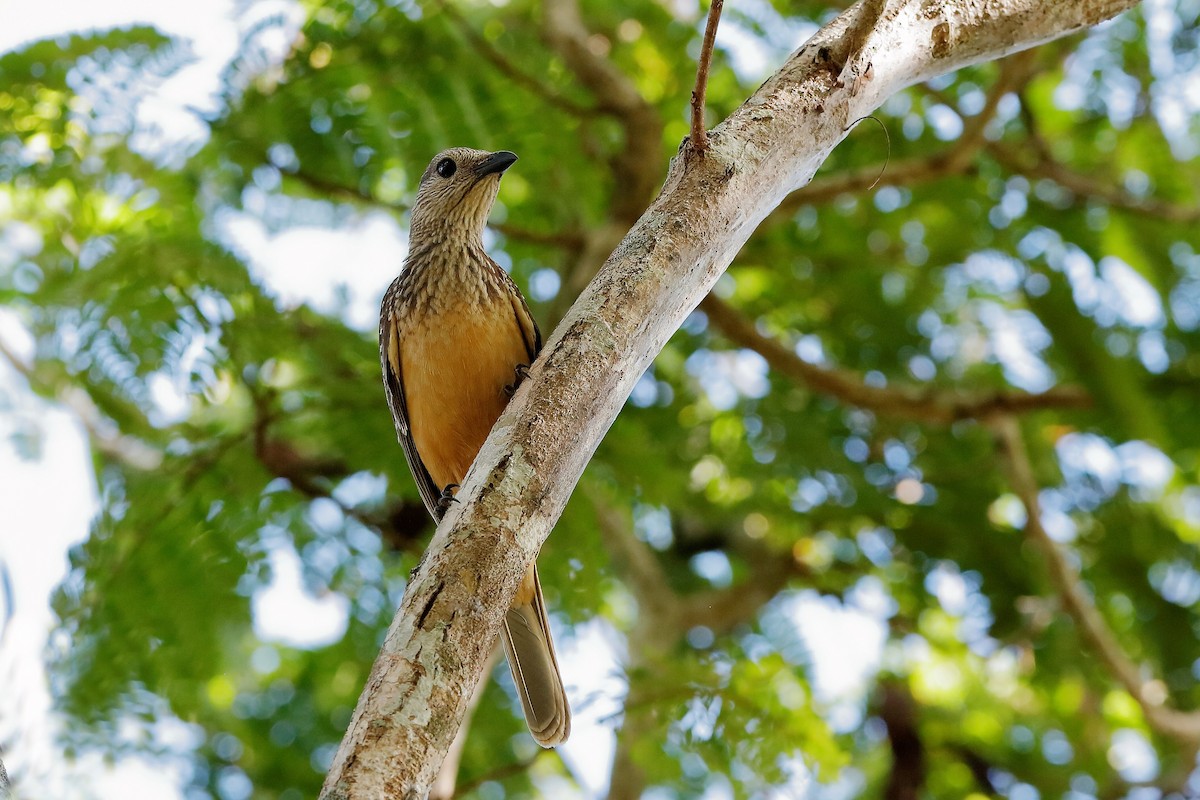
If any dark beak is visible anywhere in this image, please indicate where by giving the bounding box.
[475,150,518,178]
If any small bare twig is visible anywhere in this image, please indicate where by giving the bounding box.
[994,417,1200,750]
[689,0,725,153]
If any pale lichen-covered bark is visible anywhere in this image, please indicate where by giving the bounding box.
[320,0,1141,796]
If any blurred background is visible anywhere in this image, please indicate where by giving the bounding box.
[1,0,1199,798]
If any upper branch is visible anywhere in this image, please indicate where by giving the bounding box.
[765,47,1039,223]
[321,1,1142,795]
[996,95,1200,223]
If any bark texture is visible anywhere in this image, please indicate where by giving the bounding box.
[320,0,1141,796]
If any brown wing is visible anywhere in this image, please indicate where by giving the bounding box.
[502,269,542,363]
[380,294,445,521]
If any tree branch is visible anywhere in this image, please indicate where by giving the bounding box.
[321,1,1143,795]
[589,486,794,800]
[700,295,1091,424]
[880,682,925,800]
[689,0,724,153]
[450,751,540,799]
[993,416,1200,749]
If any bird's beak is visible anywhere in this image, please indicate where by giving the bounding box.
[474,150,518,179]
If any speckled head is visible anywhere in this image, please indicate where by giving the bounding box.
[409,147,517,242]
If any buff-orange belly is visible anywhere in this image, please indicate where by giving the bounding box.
[401,303,529,492]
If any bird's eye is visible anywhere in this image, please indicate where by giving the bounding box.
[436,158,457,178]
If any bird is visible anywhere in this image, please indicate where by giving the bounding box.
[378,147,570,747]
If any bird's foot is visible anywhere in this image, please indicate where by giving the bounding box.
[437,483,460,511]
[504,364,531,397]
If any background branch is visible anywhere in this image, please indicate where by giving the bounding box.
[994,416,1200,749]
[0,334,162,471]
[589,485,793,800]
[700,295,1091,423]
[996,96,1200,222]
[542,0,663,221]
[440,2,594,118]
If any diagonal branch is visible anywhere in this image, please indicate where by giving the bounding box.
[994,141,1200,223]
[589,483,800,633]
[321,1,1143,795]
[994,417,1200,749]
[449,751,540,798]
[540,0,666,316]
[589,485,798,800]
[700,295,1091,423]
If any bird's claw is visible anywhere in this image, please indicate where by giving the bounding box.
[504,364,531,397]
[437,483,460,510]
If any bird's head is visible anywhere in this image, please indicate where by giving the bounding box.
[408,147,518,241]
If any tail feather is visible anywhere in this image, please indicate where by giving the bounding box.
[500,568,571,747]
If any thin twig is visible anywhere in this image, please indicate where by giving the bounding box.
[690,0,724,153]
[994,417,1200,749]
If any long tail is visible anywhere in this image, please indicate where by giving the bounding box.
[500,566,571,747]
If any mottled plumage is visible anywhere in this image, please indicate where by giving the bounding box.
[379,147,569,747]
